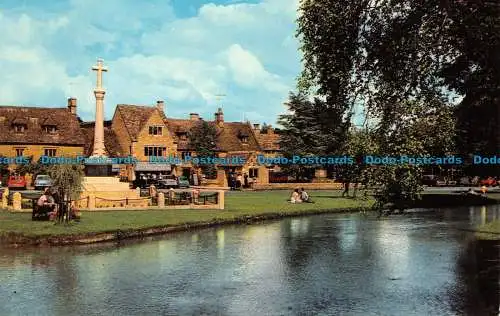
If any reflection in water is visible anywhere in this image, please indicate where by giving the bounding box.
[376,220,410,278]
[216,229,224,260]
[456,237,500,315]
[0,206,499,315]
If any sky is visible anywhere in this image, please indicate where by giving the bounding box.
[0,0,306,125]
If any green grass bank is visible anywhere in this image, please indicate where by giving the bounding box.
[0,190,373,246]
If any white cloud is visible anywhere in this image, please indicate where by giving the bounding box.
[0,0,301,124]
[226,44,288,93]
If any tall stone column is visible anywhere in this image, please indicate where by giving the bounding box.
[91,59,108,157]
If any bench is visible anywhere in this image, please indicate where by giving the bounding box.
[31,198,55,221]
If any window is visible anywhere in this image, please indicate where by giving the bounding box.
[13,124,26,133]
[144,146,166,157]
[15,148,24,157]
[181,152,191,160]
[249,168,259,178]
[44,125,57,134]
[149,126,163,136]
[44,148,57,157]
[241,136,248,143]
[179,133,187,141]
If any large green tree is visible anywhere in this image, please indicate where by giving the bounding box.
[189,120,218,179]
[47,164,85,201]
[295,0,498,204]
[278,92,332,180]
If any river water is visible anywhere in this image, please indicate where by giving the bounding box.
[1,206,499,316]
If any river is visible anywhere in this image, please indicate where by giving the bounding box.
[0,206,499,315]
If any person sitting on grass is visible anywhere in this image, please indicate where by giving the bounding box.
[300,188,314,203]
[290,189,302,203]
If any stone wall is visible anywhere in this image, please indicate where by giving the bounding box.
[130,111,177,160]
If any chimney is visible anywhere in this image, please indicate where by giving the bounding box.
[156,100,165,114]
[267,124,273,134]
[189,113,200,121]
[214,107,224,126]
[67,97,77,115]
[253,123,260,134]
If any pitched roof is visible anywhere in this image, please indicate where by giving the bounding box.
[115,104,167,141]
[165,118,197,150]
[165,118,261,152]
[0,106,85,145]
[216,122,261,152]
[256,130,281,151]
[80,121,125,156]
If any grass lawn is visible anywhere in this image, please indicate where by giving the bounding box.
[475,219,500,240]
[0,190,373,237]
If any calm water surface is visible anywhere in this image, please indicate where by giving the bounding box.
[0,205,499,316]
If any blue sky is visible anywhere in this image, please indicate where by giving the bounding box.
[0,0,308,125]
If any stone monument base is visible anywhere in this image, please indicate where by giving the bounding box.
[78,176,141,209]
[84,164,112,177]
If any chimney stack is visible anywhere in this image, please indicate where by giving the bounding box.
[67,97,77,115]
[156,100,165,114]
[253,123,260,134]
[267,124,273,134]
[214,107,224,126]
[189,113,200,121]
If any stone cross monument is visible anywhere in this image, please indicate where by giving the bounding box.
[91,58,108,157]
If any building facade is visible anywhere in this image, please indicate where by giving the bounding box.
[0,98,85,177]
[0,98,280,186]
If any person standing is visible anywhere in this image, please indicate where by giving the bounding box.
[244,173,249,188]
[342,180,350,197]
[236,174,242,190]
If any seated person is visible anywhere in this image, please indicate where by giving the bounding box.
[290,189,302,203]
[300,188,314,203]
[36,190,56,218]
[466,188,478,195]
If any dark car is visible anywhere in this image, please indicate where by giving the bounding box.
[421,175,437,186]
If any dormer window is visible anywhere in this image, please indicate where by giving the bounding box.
[13,124,26,133]
[44,125,57,134]
[12,117,27,133]
[178,133,188,141]
[238,131,249,144]
[41,117,58,134]
[149,126,163,136]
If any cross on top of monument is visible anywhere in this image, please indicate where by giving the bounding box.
[92,58,108,89]
[215,93,226,106]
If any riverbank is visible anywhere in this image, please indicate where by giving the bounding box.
[475,220,500,240]
[0,190,373,246]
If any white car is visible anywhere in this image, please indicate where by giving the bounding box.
[34,175,53,190]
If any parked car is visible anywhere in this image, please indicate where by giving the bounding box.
[447,179,457,186]
[434,177,447,186]
[8,175,27,190]
[422,175,437,186]
[459,177,471,186]
[158,175,178,189]
[177,176,190,188]
[34,174,52,190]
[480,177,497,187]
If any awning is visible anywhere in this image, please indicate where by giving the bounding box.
[134,162,171,172]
